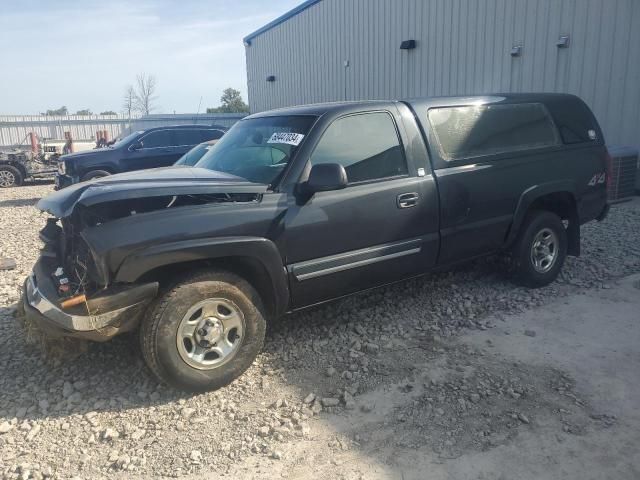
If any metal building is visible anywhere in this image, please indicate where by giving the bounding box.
[244,0,640,147]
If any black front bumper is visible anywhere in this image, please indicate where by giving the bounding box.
[54,173,75,190]
[21,259,158,342]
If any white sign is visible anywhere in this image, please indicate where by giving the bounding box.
[267,132,305,146]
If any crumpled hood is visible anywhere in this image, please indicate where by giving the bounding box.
[37,167,268,218]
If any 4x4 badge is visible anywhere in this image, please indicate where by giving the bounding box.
[588,172,606,186]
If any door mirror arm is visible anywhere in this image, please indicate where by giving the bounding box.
[297,163,348,202]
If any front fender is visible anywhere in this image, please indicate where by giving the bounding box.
[505,181,577,247]
[114,236,289,317]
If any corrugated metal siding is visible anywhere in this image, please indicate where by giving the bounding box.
[245,0,640,147]
[0,115,133,147]
[0,114,244,147]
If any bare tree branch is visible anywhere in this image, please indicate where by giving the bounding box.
[123,85,135,118]
[133,74,157,116]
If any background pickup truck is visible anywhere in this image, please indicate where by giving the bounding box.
[24,93,610,392]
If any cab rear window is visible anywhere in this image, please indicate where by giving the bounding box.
[428,103,559,161]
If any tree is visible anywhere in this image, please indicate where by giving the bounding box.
[75,109,92,115]
[123,85,135,118]
[133,73,158,116]
[206,88,249,113]
[100,110,117,115]
[42,106,68,116]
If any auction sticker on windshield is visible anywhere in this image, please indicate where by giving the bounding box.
[267,132,305,146]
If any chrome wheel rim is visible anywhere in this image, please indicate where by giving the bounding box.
[530,228,559,274]
[176,298,245,370]
[0,170,15,187]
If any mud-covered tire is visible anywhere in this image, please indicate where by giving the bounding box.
[81,170,111,182]
[139,270,266,392]
[512,210,567,288]
[0,165,23,188]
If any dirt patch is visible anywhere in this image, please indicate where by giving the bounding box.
[353,343,597,459]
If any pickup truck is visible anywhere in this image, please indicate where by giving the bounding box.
[54,125,226,189]
[22,93,610,392]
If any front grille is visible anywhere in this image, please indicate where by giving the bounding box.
[59,219,98,294]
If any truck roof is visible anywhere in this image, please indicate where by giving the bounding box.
[246,93,587,119]
[141,124,227,133]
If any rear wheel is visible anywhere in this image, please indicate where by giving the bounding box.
[511,210,567,288]
[140,270,266,392]
[81,170,111,182]
[0,165,23,188]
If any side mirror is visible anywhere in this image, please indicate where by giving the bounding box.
[304,163,348,194]
[129,141,143,151]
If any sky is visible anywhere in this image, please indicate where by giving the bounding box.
[0,0,302,115]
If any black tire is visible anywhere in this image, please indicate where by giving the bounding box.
[512,210,568,288]
[0,165,24,188]
[81,170,111,182]
[140,270,266,392]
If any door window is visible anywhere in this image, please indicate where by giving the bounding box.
[199,129,225,142]
[140,130,175,149]
[174,129,204,146]
[427,103,559,161]
[310,112,408,184]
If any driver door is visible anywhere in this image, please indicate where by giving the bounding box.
[284,109,440,308]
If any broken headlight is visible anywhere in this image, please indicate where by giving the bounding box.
[38,218,62,259]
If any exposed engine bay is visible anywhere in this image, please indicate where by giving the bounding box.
[39,216,95,300]
[39,191,262,300]
[0,150,58,180]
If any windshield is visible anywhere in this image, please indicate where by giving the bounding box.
[111,131,144,149]
[175,142,216,166]
[195,115,316,185]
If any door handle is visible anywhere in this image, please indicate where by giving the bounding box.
[397,192,419,208]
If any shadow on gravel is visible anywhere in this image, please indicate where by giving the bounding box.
[0,258,508,424]
[0,197,42,208]
[1,315,197,415]
[24,179,55,187]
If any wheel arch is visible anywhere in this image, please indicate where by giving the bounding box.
[506,182,580,256]
[80,167,114,180]
[115,237,289,319]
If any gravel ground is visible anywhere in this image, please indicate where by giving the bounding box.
[1,184,639,480]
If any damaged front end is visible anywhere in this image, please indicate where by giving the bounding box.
[23,213,158,341]
[22,168,267,341]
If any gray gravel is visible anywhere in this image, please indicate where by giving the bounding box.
[1,184,639,479]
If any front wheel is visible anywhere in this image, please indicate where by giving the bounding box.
[0,165,24,188]
[140,270,266,392]
[511,210,568,288]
